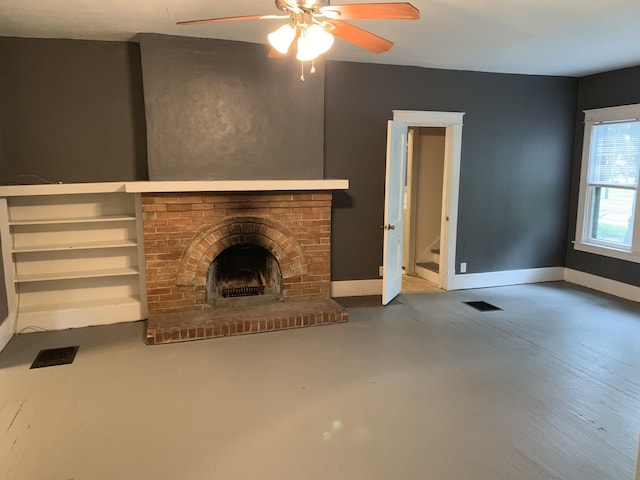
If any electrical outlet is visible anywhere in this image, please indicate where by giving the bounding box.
[379,266,384,277]
[460,262,467,273]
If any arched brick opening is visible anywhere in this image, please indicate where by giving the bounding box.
[176,216,308,287]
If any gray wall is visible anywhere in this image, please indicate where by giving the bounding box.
[565,65,640,286]
[0,37,147,184]
[0,36,581,288]
[139,34,324,181]
[325,61,578,280]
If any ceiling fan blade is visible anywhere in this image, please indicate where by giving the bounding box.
[177,14,287,26]
[268,48,286,58]
[326,20,393,54]
[321,2,419,20]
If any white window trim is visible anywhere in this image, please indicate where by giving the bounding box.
[574,103,640,263]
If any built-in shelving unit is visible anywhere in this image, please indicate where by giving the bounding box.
[0,186,147,331]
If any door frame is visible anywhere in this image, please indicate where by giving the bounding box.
[392,110,465,290]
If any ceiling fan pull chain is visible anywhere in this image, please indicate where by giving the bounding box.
[300,62,305,81]
[310,59,316,74]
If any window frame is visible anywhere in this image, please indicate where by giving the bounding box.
[575,103,640,263]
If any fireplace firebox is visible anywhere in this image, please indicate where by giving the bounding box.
[207,243,282,308]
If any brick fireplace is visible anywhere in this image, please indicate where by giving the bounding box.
[141,189,348,344]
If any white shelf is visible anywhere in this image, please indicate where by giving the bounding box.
[12,240,138,253]
[8,215,136,226]
[14,267,139,283]
[124,179,349,193]
[0,179,350,197]
[0,182,127,197]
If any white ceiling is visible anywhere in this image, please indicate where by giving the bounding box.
[1,0,639,77]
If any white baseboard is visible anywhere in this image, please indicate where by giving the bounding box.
[564,268,640,303]
[15,303,145,333]
[331,267,564,296]
[328,268,640,305]
[451,267,565,290]
[635,433,640,480]
[331,279,382,297]
[0,314,16,352]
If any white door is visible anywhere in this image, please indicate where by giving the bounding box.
[383,120,408,305]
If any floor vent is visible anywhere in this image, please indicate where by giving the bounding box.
[333,295,402,308]
[464,301,502,312]
[30,346,79,369]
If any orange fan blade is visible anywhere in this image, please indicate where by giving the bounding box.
[268,48,286,58]
[326,20,393,54]
[177,14,286,26]
[321,2,419,20]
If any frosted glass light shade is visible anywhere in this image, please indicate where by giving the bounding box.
[296,25,334,61]
[307,24,334,55]
[268,24,296,54]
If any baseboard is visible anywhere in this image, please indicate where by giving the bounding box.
[15,303,145,333]
[331,267,564,296]
[0,314,16,352]
[331,279,382,297]
[635,433,640,480]
[564,269,640,303]
[451,267,565,290]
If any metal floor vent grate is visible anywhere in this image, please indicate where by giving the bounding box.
[464,301,502,312]
[333,295,402,308]
[30,346,79,369]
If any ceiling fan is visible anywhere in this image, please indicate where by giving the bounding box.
[178,1,420,79]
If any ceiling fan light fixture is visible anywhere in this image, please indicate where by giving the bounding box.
[268,23,296,54]
[178,1,420,78]
[307,24,334,55]
[296,24,334,61]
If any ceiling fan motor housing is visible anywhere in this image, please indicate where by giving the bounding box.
[275,0,331,13]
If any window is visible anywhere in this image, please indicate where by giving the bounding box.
[575,104,640,262]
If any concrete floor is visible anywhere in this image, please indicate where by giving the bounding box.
[1,282,639,480]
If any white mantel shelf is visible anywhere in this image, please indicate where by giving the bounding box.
[0,180,349,197]
[125,179,349,193]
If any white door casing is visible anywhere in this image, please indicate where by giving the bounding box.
[392,110,465,291]
[382,121,408,305]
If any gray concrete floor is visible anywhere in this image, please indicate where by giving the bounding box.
[1,282,639,480]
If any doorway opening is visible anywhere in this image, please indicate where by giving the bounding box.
[402,126,446,293]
